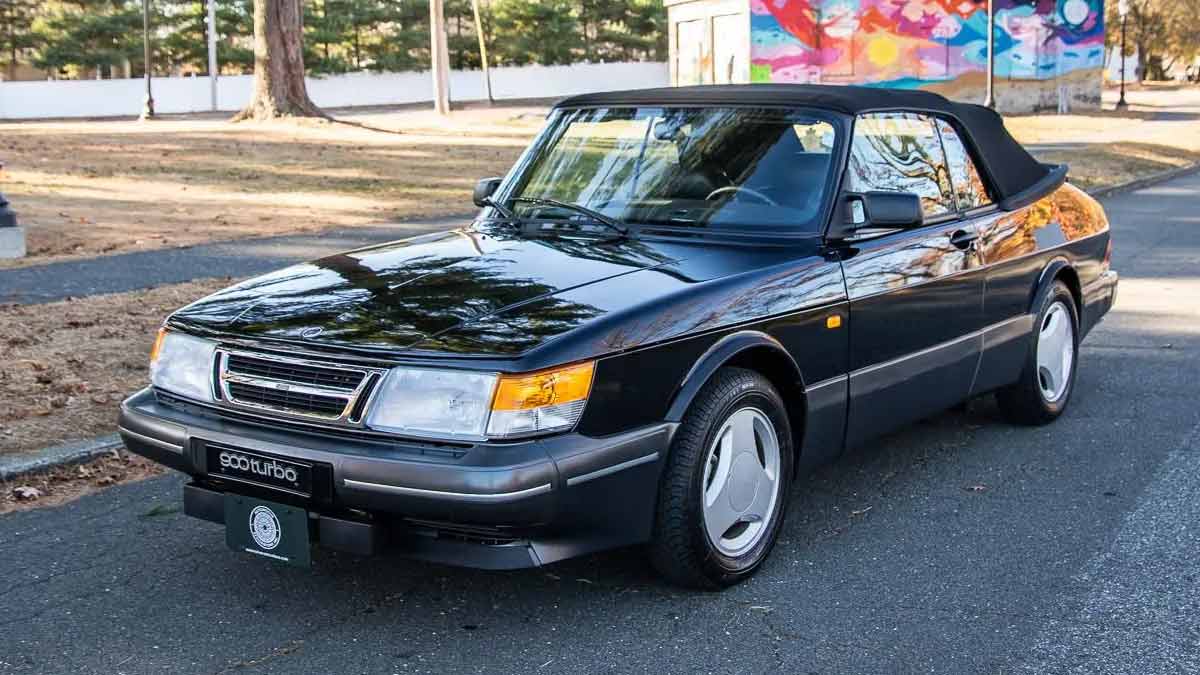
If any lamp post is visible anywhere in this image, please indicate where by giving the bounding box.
[207,0,218,111]
[983,0,996,108]
[139,0,155,120]
[1116,0,1129,109]
[471,0,493,104]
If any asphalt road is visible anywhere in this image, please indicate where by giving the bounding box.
[3,171,1199,675]
[0,215,468,305]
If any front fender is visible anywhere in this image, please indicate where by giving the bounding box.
[664,330,804,423]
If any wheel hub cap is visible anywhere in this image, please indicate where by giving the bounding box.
[1036,301,1075,403]
[702,407,781,557]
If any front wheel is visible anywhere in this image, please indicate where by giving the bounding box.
[649,367,793,589]
[996,280,1080,425]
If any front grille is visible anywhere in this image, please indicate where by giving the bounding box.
[226,381,349,417]
[217,349,384,425]
[226,353,361,392]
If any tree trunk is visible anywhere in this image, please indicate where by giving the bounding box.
[233,0,322,121]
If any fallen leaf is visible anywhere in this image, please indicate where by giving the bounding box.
[13,486,42,500]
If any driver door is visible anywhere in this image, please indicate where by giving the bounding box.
[839,113,986,446]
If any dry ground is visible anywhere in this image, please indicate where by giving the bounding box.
[0,107,544,267]
[1004,104,1200,190]
[2,102,1199,267]
[0,278,233,456]
[1,450,163,515]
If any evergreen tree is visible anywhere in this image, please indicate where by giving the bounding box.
[488,0,580,66]
[9,0,667,80]
[160,0,253,74]
[35,1,148,78]
[0,0,39,80]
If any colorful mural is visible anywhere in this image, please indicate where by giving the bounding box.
[750,0,1105,94]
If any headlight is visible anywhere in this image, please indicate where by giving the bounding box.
[149,328,217,402]
[486,361,594,439]
[365,361,595,441]
[365,367,498,441]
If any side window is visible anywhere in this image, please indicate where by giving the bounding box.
[936,120,992,210]
[846,113,956,218]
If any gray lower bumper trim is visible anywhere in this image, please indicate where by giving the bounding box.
[118,426,184,453]
[343,478,553,503]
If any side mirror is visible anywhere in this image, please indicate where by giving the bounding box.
[828,191,923,240]
[473,177,502,208]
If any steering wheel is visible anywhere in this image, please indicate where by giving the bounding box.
[704,185,778,206]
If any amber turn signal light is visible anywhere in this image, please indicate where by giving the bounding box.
[149,327,168,364]
[492,361,595,411]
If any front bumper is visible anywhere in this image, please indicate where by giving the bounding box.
[119,389,673,569]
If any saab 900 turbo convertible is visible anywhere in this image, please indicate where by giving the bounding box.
[120,85,1117,588]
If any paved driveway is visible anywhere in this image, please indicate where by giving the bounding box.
[2,172,1199,674]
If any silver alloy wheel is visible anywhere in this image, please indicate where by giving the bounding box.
[1036,301,1075,403]
[701,407,781,557]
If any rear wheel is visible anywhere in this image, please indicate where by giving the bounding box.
[996,280,1079,425]
[649,367,793,589]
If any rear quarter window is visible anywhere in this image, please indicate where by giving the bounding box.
[936,120,992,211]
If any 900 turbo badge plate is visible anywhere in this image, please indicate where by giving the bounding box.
[206,443,313,496]
[224,495,311,567]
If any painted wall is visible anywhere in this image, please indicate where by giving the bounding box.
[0,61,669,120]
[749,0,1104,110]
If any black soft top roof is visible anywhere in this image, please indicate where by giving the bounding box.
[556,84,1057,208]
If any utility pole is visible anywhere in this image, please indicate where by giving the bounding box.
[471,0,493,104]
[1116,0,1129,109]
[430,0,451,115]
[140,0,155,119]
[983,0,995,109]
[207,0,218,111]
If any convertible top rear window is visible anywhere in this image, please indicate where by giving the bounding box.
[505,106,841,233]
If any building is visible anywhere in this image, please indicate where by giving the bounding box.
[666,0,1105,112]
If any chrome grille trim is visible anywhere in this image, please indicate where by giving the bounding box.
[215,349,388,427]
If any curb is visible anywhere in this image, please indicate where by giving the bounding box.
[0,434,123,482]
[1085,162,1200,199]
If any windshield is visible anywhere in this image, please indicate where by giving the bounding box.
[503,106,840,233]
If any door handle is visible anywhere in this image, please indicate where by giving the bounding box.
[949,229,978,250]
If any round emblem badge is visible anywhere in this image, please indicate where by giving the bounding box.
[249,505,282,550]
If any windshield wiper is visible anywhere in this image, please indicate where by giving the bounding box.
[509,197,629,236]
[479,196,515,220]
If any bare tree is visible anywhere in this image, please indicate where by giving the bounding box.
[233,0,323,121]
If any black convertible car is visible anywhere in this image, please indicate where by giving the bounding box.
[120,85,1117,588]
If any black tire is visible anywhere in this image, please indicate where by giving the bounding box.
[648,367,794,589]
[996,280,1080,425]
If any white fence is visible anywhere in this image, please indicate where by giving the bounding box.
[0,61,669,120]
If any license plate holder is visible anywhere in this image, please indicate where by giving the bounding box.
[224,494,311,567]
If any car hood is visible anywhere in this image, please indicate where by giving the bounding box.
[171,225,833,361]
[170,227,689,355]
